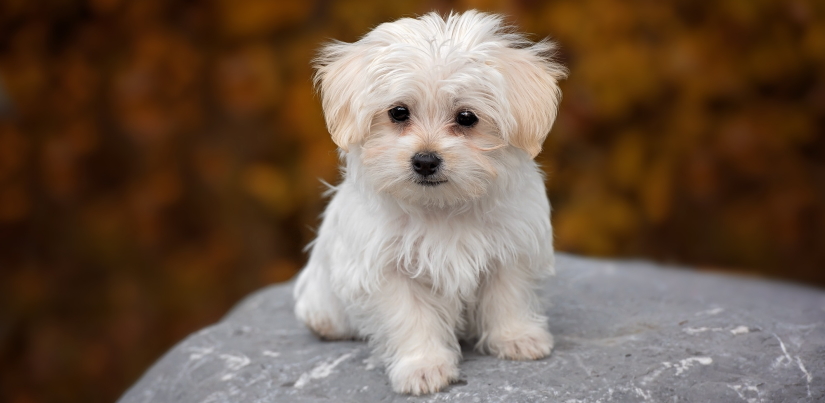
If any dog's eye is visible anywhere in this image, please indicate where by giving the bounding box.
[388,106,410,123]
[455,111,478,127]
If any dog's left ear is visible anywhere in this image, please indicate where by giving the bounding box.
[498,42,567,158]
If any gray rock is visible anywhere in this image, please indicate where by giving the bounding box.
[118,254,825,402]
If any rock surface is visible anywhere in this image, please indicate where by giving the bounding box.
[119,254,825,402]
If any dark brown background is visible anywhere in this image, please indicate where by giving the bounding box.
[1,0,823,402]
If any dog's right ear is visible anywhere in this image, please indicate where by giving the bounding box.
[313,42,371,151]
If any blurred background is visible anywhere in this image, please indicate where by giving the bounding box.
[0,0,823,402]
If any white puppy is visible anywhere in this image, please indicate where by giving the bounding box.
[294,10,566,395]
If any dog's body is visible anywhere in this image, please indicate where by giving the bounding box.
[294,11,565,395]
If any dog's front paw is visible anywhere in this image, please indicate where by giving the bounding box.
[487,327,554,361]
[390,355,458,395]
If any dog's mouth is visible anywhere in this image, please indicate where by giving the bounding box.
[416,180,447,187]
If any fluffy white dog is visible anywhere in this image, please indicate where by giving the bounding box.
[293,10,566,395]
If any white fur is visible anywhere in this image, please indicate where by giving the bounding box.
[293,11,566,395]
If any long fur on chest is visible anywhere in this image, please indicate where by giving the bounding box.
[318,162,553,300]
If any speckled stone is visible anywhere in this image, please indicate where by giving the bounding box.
[118,254,825,403]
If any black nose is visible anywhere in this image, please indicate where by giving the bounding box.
[411,153,441,177]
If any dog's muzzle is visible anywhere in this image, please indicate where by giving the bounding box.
[411,153,447,186]
[411,153,441,177]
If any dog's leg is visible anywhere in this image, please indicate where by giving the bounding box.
[366,272,461,395]
[294,263,355,340]
[474,262,553,360]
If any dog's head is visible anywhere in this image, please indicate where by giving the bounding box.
[314,11,566,206]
